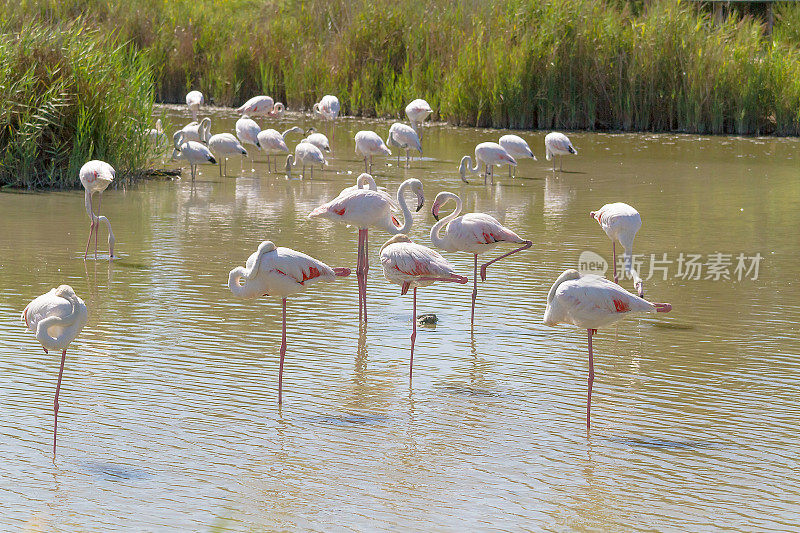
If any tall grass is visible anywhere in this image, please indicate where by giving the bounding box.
[0,20,155,189]
[6,0,800,135]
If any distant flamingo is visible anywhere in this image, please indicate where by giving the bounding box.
[405,99,433,139]
[258,127,304,172]
[186,90,203,122]
[543,269,671,430]
[79,160,116,260]
[544,132,577,172]
[208,133,247,177]
[172,131,217,181]
[590,202,644,296]
[499,135,536,177]
[228,241,350,404]
[237,95,285,117]
[285,141,327,179]
[235,115,261,171]
[430,191,531,325]
[355,130,391,173]
[309,178,424,323]
[313,94,340,140]
[459,142,516,185]
[178,118,211,144]
[147,119,164,145]
[21,285,89,455]
[386,123,422,168]
[380,235,468,379]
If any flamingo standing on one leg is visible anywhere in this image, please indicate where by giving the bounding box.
[355,130,391,173]
[543,269,671,430]
[21,285,89,455]
[186,90,203,122]
[590,202,644,296]
[172,131,217,181]
[498,135,536,177]
[208,133,247,177]
[309,177,424,324]
[285,141,327,179]
[79,160,116,260]
[430,191,532,325]
[258,127,304,172]
[386,123,422,168]
[237,95,285,117]
[405,99,433,139]
[544,132,577,172]
[380,235,468,380]
[313,95,340,141]
[235,115,261,172]
[228,241,350,404]
[459,142,516,185]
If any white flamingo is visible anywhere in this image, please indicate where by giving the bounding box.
[386,123,422,168]
[208,133,247,177]
[355,130,391,173]
[21,285,89,455]
[313,94,340,140]
[79,160,116,260]
[147,119,164,146]
[178,118,211,144]
[302,131,331,153]
[459,142,516,185]
[186,90,203,122]
[430,191,531,325]
[258,127,304,172]
[235,115,261,171]
[237,95,285,117]
[228,241,350,404]
[498,134,536,177]
[544,132,577,172]
[172,131,217,181]
[380,234,468,379]
[543,269,672,430]
[285,141,326,179]
[405,99,433,138]
[309,178,424,323]
[590,202,644,296]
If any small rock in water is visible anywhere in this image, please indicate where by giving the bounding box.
[416,313,438,325]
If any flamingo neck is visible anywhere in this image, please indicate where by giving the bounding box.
[389,180,415,235]
[95,215,115,258]
[430,193,462,250]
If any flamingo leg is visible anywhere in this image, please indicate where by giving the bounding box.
[363,229,369,324]
[552,157,556,172]
[84,192,95,261]
[278,298,287,404]
[560,157,563,172]
[219,159,223,177]
[53,349,67,456]
[471,253,478,326]
[613,241,618,284]
[364,156,369,173]
[508,165,512,178]
[587,328,596,432]
[410,287,417,381]
[94,194,102,259]
[356,229,365,322]
[490,165,494,185]
[406,149,410,168]
[310,166,313,180]
[479,241,533,281]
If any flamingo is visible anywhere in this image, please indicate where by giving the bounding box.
[309,177,424,323]
[302,131,331,153]
[21,285,89,455]
[430,191,532,325]
[186,90,203,122]
[459,142,516,185]
[543,269,672,430]
[178,118,211,144]
[337,172,381,196]
[235,115,261,171]
[208,133,247,177]
[228,241,350,404]
[590,202,644,296]
[172,131,217,181]
[544,132,577,172]
[236,95,285,117]
[79,160,116,260]
[258,127,304,172]
[386,123,422,168]
[380,235,468,379]
[313,94,340,140]
[498,135,536,177]
[405,99,433,139]
[147,119,164,145]
[285,141,327,179]
[354,130,391,173]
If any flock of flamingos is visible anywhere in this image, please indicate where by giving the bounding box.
[21,90,672,456]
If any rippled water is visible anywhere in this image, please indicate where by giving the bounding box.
[1,106,799,531]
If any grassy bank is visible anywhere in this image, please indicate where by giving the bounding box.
[0,20,154,189]
[6,0,800,136]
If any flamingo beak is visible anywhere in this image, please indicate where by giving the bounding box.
[416,198,424,212]
[432,203,440,221]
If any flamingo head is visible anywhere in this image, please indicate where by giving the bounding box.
[407,179,425,212]
[431,191,453,221]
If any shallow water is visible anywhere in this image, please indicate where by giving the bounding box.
[1,105,799,531]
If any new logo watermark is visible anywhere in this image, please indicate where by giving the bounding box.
[578,252,763,281]
[578,251,608,276]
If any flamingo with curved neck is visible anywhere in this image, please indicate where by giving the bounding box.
[430,191,531,325]
[80,160,116,260]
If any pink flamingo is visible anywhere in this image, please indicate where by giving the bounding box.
[228,241,350,404]
[309,177,424,324]
[430,191,531,325]
[21,285,89,455]
[543,269,672,430]
[380,235,468,379]
[79,160,116,260]
[590,202,644,296]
